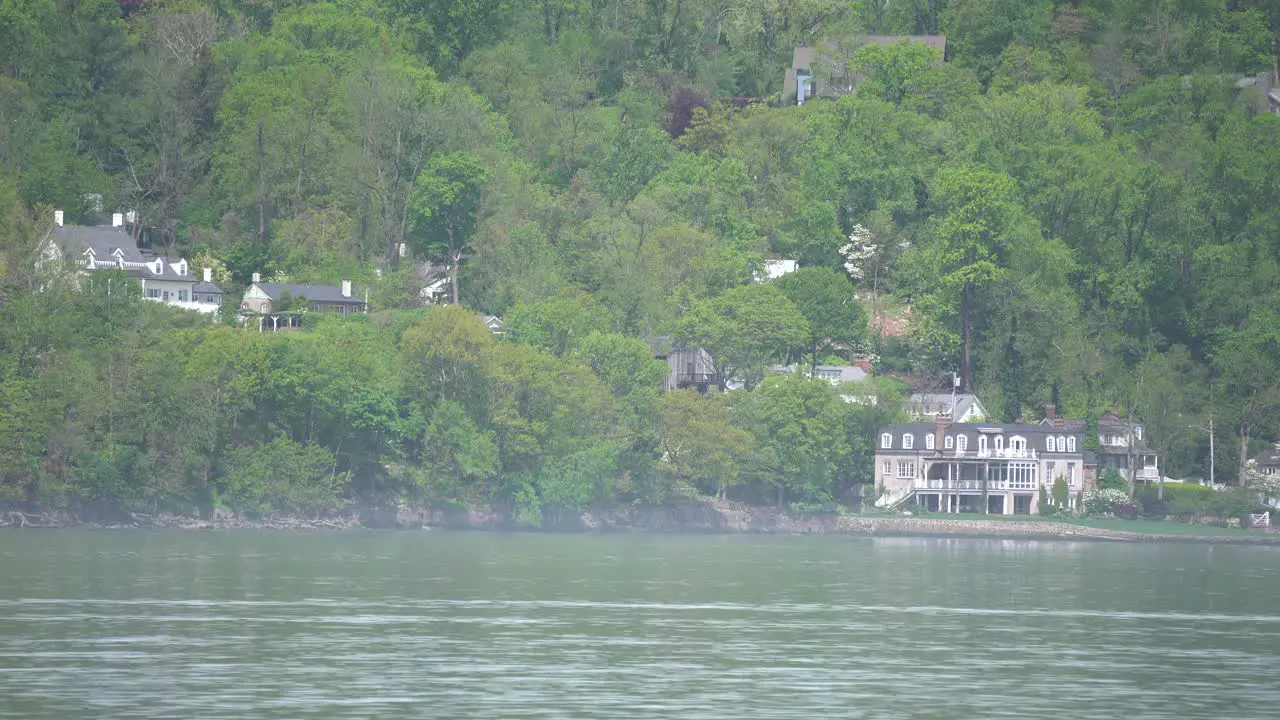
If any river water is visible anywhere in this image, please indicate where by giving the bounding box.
[1,532,1278,719]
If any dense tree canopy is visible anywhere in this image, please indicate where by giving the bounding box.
[2,0,1279,518]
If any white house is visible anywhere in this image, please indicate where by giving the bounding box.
[907,393,988,423]
[38,211,223,315]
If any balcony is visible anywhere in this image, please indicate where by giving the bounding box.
[1134,466,1160,481]
[949,448,1037,460]
[676,372,718,388]
[914,478,1037,492]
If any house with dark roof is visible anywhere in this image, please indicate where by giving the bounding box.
[783,35,947,105]
[1037,406,1159,485]
[240,276,368,319]
[907,392,987,423]
[37,211,223,315]
[874,418,1088,515]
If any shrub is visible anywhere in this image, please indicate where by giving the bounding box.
[1083,487,1131,516]
[1097,469,1127,492]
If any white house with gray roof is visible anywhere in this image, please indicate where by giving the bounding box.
[874,420,1088,515]
[907,393,988,423]
[38,212,223,315]
[240,278,367,316]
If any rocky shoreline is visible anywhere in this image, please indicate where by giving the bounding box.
[4,501,1279,544]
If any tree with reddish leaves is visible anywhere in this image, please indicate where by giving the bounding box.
[664,87,709,139]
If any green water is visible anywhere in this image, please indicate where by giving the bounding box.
[1,531,1278,719]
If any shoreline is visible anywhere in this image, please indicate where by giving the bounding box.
[5,502,1279,545]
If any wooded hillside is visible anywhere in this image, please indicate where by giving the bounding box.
[2,0,1278,518]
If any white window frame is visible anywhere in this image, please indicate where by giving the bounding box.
[1056,436,1066,453]
[903,434,914,450]
[1046,436,1054,451]
[896,460,915,479]
[882,460,891,476]
[958,435,968,451]
[925,434,935,450]
[1010,436,1026,452]
[944,435,954,450]
[1067,436,1076,453]
[978,435,988,453]
[994,435,1004,452]
[881,433,892,449]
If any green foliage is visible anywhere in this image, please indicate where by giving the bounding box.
[676,283,810,390]
[1097,470,1127,493]
[219,437,342,515]
[775,266,867,370]
[7,0,1280,517]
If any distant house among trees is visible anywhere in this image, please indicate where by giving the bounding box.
[240,275,367,324]
[783,35,948,105]
[37,209,224,316]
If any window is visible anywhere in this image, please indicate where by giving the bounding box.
[896,461,915,479]
[882,461,891,476]
[1067,462,1076,485]
[1056,436,1066,453]
[903,434,914,450]
[944,435,954,450]
[1008,461,1037,489]
[1067,436,1076,453]
[994,435,1004,452]
[880,433,892,449]
[958,435,968,451]
[1010,436,1026,452]
[179,290,188,302]
[978,435,988,453]
[146,289,160,299]
[1046,436,1054,451]
[925,434,935,450]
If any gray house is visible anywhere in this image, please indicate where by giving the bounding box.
[783,35,948,105]
[648,337,719,392]
[874,420,1088,515]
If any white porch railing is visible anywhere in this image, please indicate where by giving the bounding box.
[914,478,1036,492]
[875,487,916,510]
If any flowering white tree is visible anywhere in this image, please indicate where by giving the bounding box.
[1244,459,1280,499]
[839,224,877,282]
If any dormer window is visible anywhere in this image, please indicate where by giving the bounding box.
[1067,436,1076,453]
[1010,436,1026,452]
[903,434,914,450]
[944,435,954,450]
[1056,436,1066,453]
[958,435,968,451]
[925,434,935,450]
[978,435,988,452]
[1046,436,1054,451]
[880,433,892,449]
[994,436,1004,452]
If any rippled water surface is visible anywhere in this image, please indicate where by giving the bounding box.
[2,532,1279,719]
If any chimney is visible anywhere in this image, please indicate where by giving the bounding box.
[203,267,212,283]
[112,213,123,227]
[934,416,949,455]
[252,272,261,284]
[54,210,64,227]
[1044,404,1056,421]
[341,279,352,298]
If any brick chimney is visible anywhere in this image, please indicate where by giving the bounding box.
[934,415,950,454]
[1044,404,1056,422]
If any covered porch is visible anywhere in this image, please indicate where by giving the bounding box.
[914,458,1040,515]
